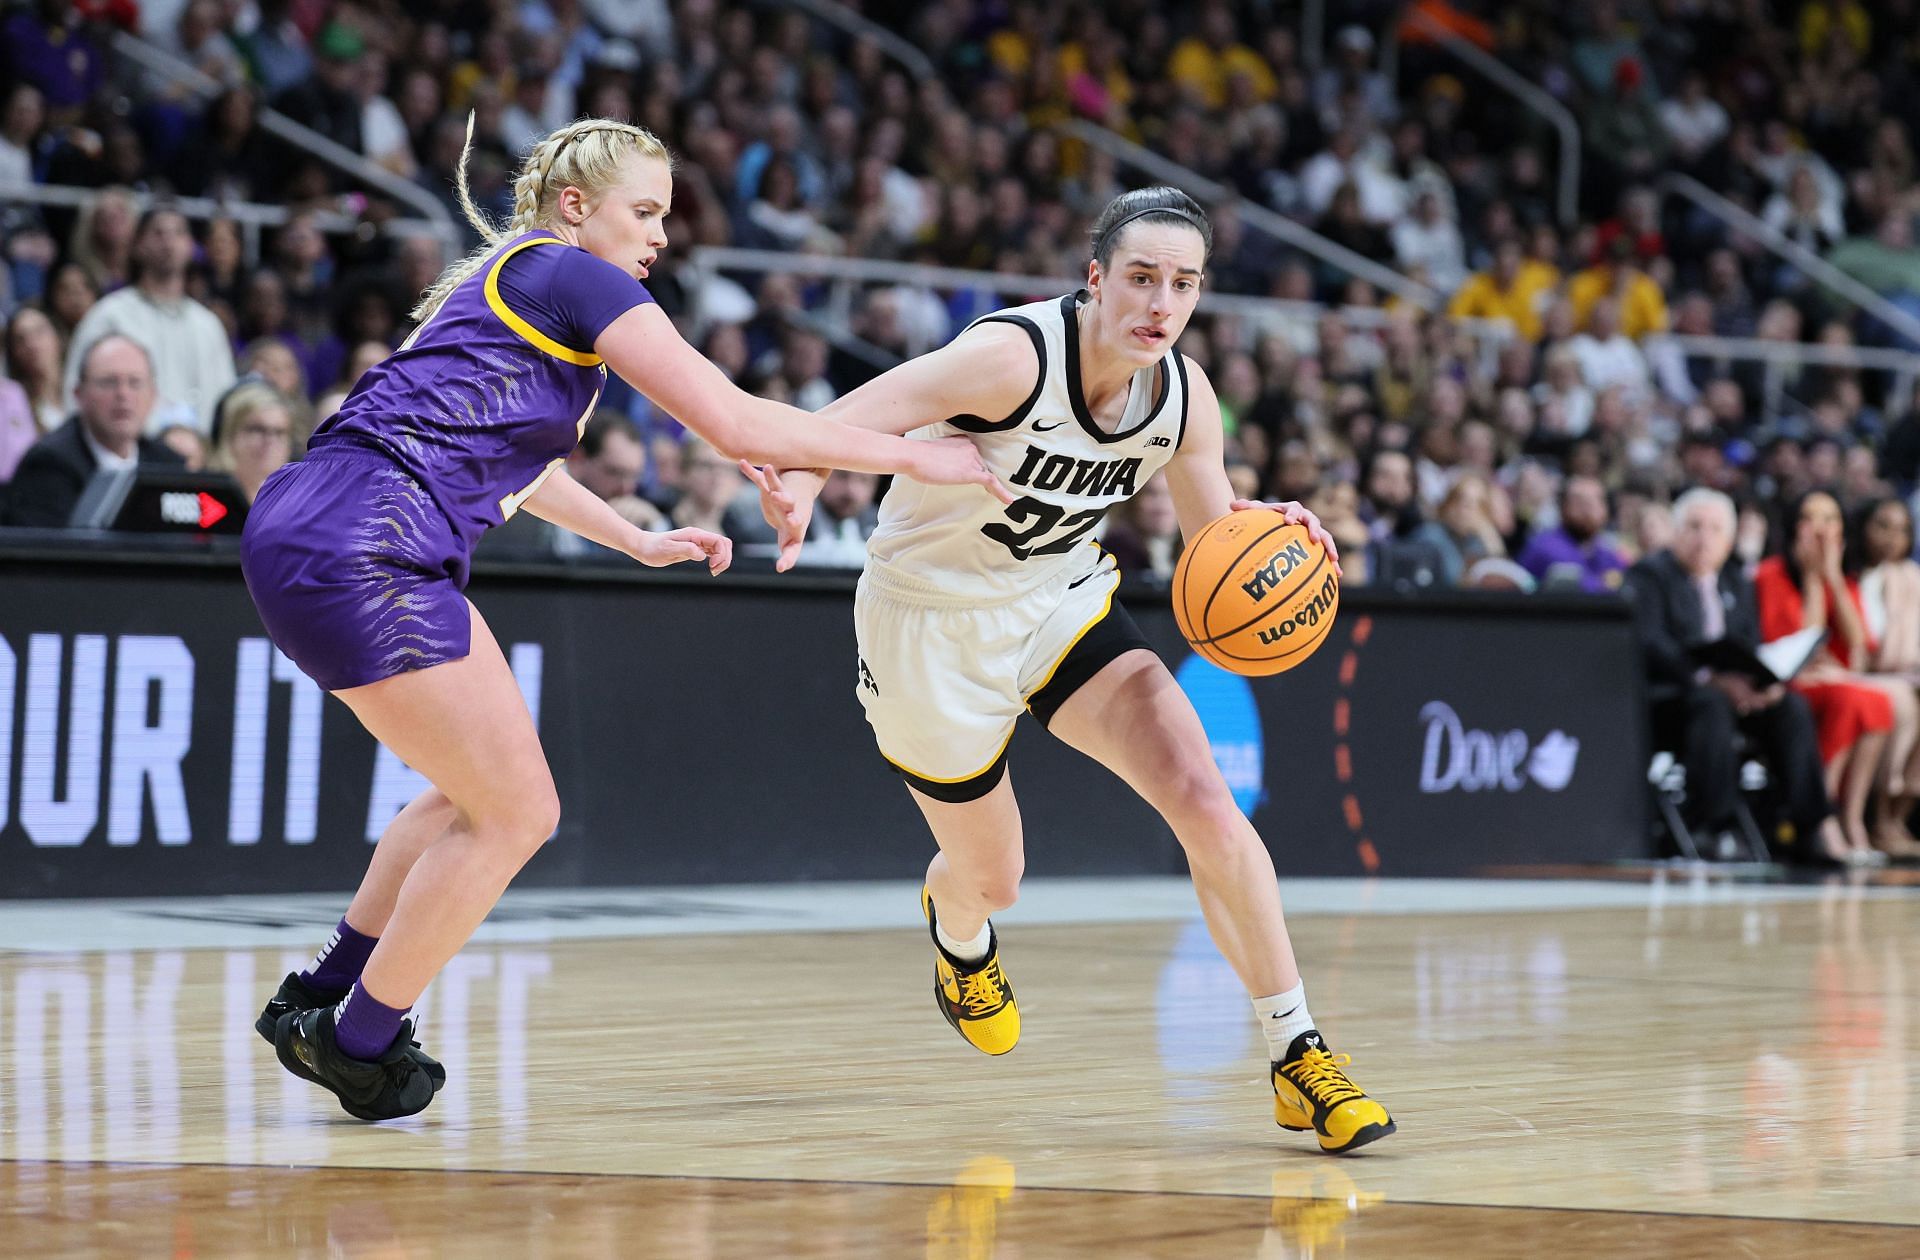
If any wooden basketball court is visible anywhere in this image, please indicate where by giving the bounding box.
[2,875,1915,1256]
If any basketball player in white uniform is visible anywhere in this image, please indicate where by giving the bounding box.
[748,188,1394,1153]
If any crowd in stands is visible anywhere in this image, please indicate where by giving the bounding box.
[0,0,1916,593]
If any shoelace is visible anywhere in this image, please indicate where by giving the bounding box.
[958,963,1009,1016]
[1282,1049,1364,1109]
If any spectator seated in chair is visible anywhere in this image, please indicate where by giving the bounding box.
[1623,488,1846,863]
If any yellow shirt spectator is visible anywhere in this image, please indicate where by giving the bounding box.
[1798,0,1870,58]
[1166,38,1276,109]
[1447,246,1559,341]
[1567,265,1669,340]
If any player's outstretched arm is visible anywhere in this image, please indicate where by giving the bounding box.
[520,463,732,573]
[741,323,1042,570]
[594,304,1010,501]
[1163,356,1340,571]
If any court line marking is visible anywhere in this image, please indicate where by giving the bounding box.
[1,1156,1915,1229]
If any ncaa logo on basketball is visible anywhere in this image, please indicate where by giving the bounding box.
[1239,539,1313,602]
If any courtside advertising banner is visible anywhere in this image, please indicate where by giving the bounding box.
[0,548,1646,896]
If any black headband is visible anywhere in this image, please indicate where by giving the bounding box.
[1095,205,1207,258]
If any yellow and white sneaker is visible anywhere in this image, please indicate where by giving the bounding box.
[1272,1030,1395,1154]
[922,887,1020,1056]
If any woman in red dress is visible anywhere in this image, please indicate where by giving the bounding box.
[1754,491,1894,864]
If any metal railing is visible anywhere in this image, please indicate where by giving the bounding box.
[108,31,460,249]
[690,248,1920,421]
[1056,121,1442,310]
[770,0,938,81]
[1400,8,1580,227]
[1656,173,1920,351]
[0,179,443,266]
[687,247,1514,377]
[1654,332,1920,420]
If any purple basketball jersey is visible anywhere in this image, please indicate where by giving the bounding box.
[310,231,653,550]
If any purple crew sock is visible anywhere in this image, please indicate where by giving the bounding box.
[301,917,378,993]
[332,982,409,1061]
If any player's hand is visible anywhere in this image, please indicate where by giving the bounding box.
[742,461,816,572]
[1232,498,1342,577]
[913,437,1015,505]
[633,527,732,575]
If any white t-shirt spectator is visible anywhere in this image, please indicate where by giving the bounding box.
[1568,332,1652,397]
[63,288,237,434]
[1658,96,1728,160]
[362,94,413,171]
[1390,215,1467,294]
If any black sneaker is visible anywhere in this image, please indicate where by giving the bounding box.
[257,972,446,1091]
[274,1006,438,1122]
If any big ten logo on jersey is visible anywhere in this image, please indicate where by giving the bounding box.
[983,446,1145,561]
[1240,539,1313,603]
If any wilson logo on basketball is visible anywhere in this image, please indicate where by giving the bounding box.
[1239,540,1313,602]
[1255,574,1340,645]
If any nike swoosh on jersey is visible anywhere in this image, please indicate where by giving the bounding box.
[1032,419,1066,431]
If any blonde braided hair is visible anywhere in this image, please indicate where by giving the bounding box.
[412,115,674,323]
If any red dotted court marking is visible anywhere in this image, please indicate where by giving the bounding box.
[1332,615,1379,874]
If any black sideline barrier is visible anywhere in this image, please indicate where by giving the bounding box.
[0,536,1648,897]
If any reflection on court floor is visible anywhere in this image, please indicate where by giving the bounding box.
[1,875,1917,1257]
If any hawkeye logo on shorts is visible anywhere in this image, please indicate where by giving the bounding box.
[1240,540,1313,602]
[1006,446,1142,498]
[858,656,879,696]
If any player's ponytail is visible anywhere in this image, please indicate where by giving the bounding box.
[412,115,675,324]
[1088,187,1213,267]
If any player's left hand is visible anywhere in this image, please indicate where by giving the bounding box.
[741,461,814,572]
[1231,498,1342,577]
[634,527,732,575]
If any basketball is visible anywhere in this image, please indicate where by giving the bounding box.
[1172,509,1340,676]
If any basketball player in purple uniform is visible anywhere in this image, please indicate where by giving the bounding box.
[242,117,1006,1121]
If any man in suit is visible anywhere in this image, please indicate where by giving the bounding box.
[5,334,184,528]
[1623,487,1839,857]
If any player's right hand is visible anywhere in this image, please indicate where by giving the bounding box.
[915,437,1014,505]
[741,461,814,572]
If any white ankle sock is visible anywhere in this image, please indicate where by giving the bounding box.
[936,920,991,965]
[1252,982,1314,1061]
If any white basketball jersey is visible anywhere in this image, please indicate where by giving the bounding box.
[866,293,1190,601]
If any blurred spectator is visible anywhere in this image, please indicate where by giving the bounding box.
[1849,497,1920,857]
[670,437,777,545]
[5,305,66,432]
[157,422,207,471]
[66,188,139,294]
[2,0,106,125]
[1446,238,1556,341]
[800,469,882,568]
[1567,299,1652,398]
[1658,72,1729,169]
[0,368,33,485]
[0,83,45,185]
[63,206,237,432]
[1755,491,1895,862]
[1518,475,1629,592]
[1391,190,1466,295]
[1101,471,1182,582]
[570,412,665,531]
[5,335,184,528]
[1566,237,1669,340]
[1624,488,1841,862]
[207,380,297,503]
[1412,473,1507,587]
